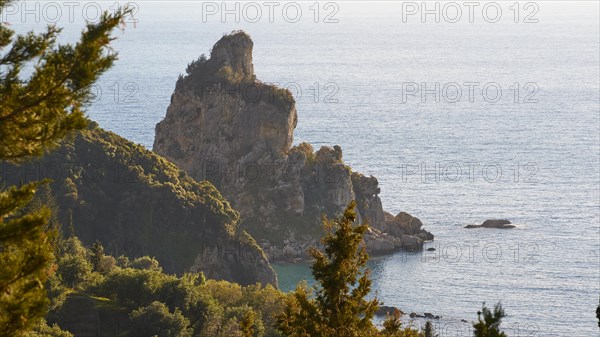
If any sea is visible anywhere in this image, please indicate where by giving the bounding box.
[6,1,600,335]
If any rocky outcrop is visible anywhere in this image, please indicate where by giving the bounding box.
[375,305,404,317]
[0,123,276,286]
[465,219,515,229]
[153,31,433,260]
[410,312,441,319]
[384,211,434,239]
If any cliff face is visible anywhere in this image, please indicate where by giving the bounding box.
[154,31,433,260]
[0,123,276,286]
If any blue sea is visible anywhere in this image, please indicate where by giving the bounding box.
[8,1,600,335]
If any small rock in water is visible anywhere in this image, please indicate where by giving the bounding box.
[465,219,515,229]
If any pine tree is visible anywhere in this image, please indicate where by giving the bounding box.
[90,240,105,272]
[473,302,507,337]
[423,321,437,337]
[277,201,381,337]
[0,1,130,335]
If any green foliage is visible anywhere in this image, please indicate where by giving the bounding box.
[277,201,381,337]
[37,211,516,337]
[96,255,117,275]
[422,321,437,337]
[129,256,163,271]
[222,305,265,337]
[240,309,259,337]
[75,249,285,336]
[0,182,54,336]
[473,302,507,337]
[0,1,129,334]
[28,319,73,337]
[379,310,420,337]
[129,301,192,337]
[55,237,93,289]
[55,253,93,290]
[115,255,130,268]
[92,267,176,308]
[201,279,243,307]
[45,273,68,312]
[185,54,208,75]
[197,279,285,337]
[85,259,280,336]
[0,5,129,159]
[89,241,104,272]
[241,283,287,334]
[381,310,403,335]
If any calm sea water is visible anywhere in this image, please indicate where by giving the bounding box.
[9,1,600,335]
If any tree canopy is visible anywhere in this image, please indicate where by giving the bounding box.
[0,1,129,334]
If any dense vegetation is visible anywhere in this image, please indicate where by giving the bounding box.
[34,234,285,336]
[25,202,512,337]
[0,0,129,334]
[2,0,596,335]
[1,122,276,285]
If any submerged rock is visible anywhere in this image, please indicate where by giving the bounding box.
[482,219,514,228]
[465,219,515,229]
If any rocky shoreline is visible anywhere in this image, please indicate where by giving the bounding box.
[262,211,434,262]
[374,306,443,321]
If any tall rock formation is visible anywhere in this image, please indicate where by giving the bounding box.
[154,31,432,260]
[0,123,276,286]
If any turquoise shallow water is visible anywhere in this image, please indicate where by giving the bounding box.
[9,2,600,335]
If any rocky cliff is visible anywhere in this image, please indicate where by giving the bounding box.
[154,31,433,260]
[0,123,276,286]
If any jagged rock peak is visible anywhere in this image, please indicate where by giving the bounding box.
[155,30,297,179]
[210,31,255,80]
[180,31,257,87]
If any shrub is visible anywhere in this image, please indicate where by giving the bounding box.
[130,256,162,271]
[56,252,93,290]
[129,301,192,337]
